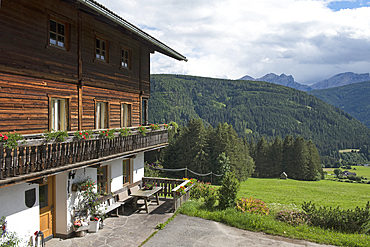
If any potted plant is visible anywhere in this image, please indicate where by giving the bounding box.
[88,217,100,233]
[143,182,157,190]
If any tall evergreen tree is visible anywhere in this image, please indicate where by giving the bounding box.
[282,135,294,177]
[292,136,310,180]
[254,137,269,177]
[269,136,283,177]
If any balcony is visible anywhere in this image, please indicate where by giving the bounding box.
[0,126,168,186]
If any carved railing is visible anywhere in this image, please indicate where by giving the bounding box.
[0,127,168,182]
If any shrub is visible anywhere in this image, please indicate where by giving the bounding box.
[190,181,211,200]
[218,172,240,210]
[0,216,21,247]
[275,210,309,226]
[236,197,269,215]
[203,185,217,209]
[302,201,370,234]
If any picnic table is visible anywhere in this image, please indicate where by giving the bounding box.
[130,186,162,213]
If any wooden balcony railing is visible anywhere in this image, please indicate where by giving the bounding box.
[0,127,168,185]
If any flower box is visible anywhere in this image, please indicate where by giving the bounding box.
[88,219,101,233]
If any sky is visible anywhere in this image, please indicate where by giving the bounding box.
[98,0,370,85]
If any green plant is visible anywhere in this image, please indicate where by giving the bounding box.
[169,121,179,133]
[275,210,309,226]
[144,162,163,177]
[0,132,25,149]
[99,129,115,140]
[43,130,69,142]
[118,127,132,137]
[156,223,165,230]
[74,130,93,140]
[78,178,101,217]
[203,185,217,209]
[302,201,370,234]
[0,216,21,247]
[143,182,157,190]
[218,171,240,210]
[190,181,211,200]
[138,125,148,136]
[149,123,160,130]
[236,197,269,215]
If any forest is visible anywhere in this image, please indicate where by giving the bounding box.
[149,74,370,156]
[147,119,323,182]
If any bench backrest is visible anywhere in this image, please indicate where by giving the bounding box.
[118,190,130,201]
[129,185,139,195]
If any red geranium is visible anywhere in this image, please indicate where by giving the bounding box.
[0,133,3,137]
[79,132,82,135]
[105,133,108,136]
[83,135,86,139]
[3,135,8,140]
[85,132,88,135]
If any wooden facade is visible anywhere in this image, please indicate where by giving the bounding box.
[0,0,185,135]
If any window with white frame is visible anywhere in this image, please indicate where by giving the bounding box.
[96,101,108,129]
[121,103,131,128]
[50,98,68,131]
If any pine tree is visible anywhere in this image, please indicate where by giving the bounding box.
[269,136,283,177]
[282,135,294,178]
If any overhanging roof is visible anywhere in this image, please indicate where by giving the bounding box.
[76,0,187,61]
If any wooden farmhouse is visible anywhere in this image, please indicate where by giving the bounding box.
[0,0,186,243]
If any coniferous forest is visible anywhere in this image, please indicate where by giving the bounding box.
[149,74,370,156]
[150,119,323,182]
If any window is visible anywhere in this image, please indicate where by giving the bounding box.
[96,38,107,61]
[96,101,108,129]
[142,98,148,126]
[50,98,68,131]
[50,19,65,48]
[122,160,131,185]
[121,48,131,69]
[121,103,131,127]
[97,166,108,195]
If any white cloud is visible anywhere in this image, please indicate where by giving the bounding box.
[98,0,370,84]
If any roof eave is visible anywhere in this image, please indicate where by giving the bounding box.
[76,0,187,61]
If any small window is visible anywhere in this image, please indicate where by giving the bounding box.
[121,48,131,69]
[49,18,68,49]
[39,184,48,209]
[96,101,108,129]
[96,38,107,61]
[142,98,148,126]
[97,166,108,195]
[51,98,68,131]
[122,160,131,185]
[121,103,131,127]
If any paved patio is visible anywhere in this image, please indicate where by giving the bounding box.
[46,198,174,247]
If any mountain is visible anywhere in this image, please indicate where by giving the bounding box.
[309,80,370,128]
[149,74,370,155]
[239,73,312,91]
[310,72,370,90]
[239,72,370,91]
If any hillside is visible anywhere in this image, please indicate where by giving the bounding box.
[149,74,370,155]
[309,80,370,128]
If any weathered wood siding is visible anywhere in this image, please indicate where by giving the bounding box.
[0,0,79,83]
[0,0,152,133]
[82,86,140,130]
[0,73,78,134]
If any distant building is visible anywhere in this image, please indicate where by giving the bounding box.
[343,171,357,176]
[280,172,288,179]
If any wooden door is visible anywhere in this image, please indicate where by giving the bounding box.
[39,176,54,239]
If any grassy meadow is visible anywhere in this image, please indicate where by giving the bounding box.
[238,177,370,211]
[179,176,370,246]
[324,165,370,179]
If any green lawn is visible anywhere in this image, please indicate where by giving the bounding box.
[238,178,370,211]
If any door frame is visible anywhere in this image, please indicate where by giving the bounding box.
[39,175,55,240]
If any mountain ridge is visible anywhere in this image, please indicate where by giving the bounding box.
[239,72,370,91]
